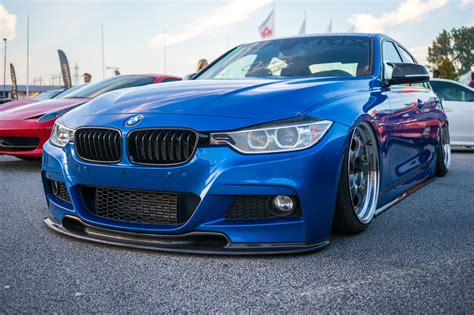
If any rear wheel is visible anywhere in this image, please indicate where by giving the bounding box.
[435,125,450,177]
[333,122,380,234]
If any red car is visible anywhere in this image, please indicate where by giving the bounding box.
[0,74,181,159]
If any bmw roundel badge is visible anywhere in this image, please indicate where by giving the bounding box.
[125,115,143,127]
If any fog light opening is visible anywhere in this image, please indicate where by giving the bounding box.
[51,180,60,195]
[269,195,296,217]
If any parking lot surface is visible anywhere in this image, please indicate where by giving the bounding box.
[0,153,472,312]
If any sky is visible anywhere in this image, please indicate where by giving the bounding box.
[0,0,473,85]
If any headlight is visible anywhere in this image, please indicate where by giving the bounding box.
[210,118,333,154]
[50,120,75,148]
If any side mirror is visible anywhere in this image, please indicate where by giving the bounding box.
[383,62,429,87]
[183,73,196,80]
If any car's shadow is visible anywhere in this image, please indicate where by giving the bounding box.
[0,157,42,171]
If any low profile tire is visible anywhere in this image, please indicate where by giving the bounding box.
[435,125,450,177]
[15,156,40,161]
[333,122,380,234]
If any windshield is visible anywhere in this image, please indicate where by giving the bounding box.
[52,84,85,99]
[63,75,155,99]
[33,89,64,100]
[197,36,372,80]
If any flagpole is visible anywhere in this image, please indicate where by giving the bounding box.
[26,14,29,98]
[101,24,105,79]
[3,38,6,98]
[273,2,276,37]
[304,10,306,28]
[163,30,167,74]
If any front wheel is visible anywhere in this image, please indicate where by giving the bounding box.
[332,122,380,234]
[435,125,450,177]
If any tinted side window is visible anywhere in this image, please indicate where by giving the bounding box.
[397,45,416,63]
[396,46,428,88]
[383,41,402,63]
[431,81,474,102]
[161,78,182,83]
[118,77,155,89]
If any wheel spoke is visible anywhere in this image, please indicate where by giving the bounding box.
[347,124,380,224]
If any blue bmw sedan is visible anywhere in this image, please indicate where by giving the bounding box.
[42,34,450,254]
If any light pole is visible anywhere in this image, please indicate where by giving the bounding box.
[3,38,6,99]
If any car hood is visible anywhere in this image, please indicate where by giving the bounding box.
[0,97,91,120]
[70,78,370,122]
[0,99,39,110]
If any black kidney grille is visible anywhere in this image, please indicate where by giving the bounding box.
[75,128,121,163]
[127,129,198,165]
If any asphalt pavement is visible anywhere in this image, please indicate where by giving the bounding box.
[0,153,472,313]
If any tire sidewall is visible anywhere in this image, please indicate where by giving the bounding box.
[333,122,379,234]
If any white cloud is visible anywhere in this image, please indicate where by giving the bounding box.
[0,5,16,40]
[459,0,473,6]
[409,45,429,65]
[149,0,271,48]
[348,0,448,33]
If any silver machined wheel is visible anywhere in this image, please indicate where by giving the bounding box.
[442,127,451,170]
[348,123,380,224]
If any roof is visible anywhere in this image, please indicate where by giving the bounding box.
[243,33,379,45]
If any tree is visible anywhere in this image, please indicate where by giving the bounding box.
[428,26,474,77]
[451,27,474,74]
[437,57,457,80]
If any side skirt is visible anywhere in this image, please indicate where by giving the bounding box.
[375,176,436,216]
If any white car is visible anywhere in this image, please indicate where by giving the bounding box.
[430,78,474,148]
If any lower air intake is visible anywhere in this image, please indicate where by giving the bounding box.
[81,186,200,225]
[225,196,301,220]
[0,136,39,152]
[49,180,71,204]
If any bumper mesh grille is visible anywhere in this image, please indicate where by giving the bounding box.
[82,186,200,225]
[127,129,198,165]
[95,187,178,224]
[50,181,71,203]
[75,128,121,163]
[225,196,301,220]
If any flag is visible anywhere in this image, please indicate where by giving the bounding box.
[57,49,72,88]
[298,13,306,35]
[326,19,333,33]
[346,24,355,33]
[259,8,275,39]
[10,63,18,100]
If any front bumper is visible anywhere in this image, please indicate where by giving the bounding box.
[0,119,52,157]
[44,216,329,255]
[42,122,349,254]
